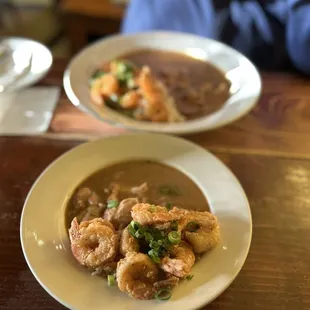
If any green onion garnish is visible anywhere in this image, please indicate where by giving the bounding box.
[148,249,160,263]
[144,232,153,243]
[155,289,171,300]
[170,221,178,231]
[186,221,200,232]
[158,185,180,196]
[107,274,116,286]
[186,274,194,280]
[150,240,160,251]
[130,220,141,231]
[168,231,181,245]
[107,199,119,209]
[128,220,141,237]
[135,228,145,239]
[165,202,173,210]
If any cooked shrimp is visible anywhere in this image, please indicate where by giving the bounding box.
[160,242,195,278]
[74,187,92,209]
[130,182,148,198]
[120,90,140,109]
[104,198,139,229]
[138,66,169,122]
[116,252,159,300]
[69,217,118,268]
[119,226,139,256]
[153,275,179,290]
[90,78,104,106]
[183,211,220,254]
[131,203,183,226]
[100,73,119,96]
[81,204,105,222]
[115,198,139,228]
[108,183,120,201]
[138,66,185,122]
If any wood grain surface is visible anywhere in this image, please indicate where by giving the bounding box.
[0,59,310,309]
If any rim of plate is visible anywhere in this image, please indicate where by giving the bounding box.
[63,31,261,135]
[20,133,252,310]
[1,36,53,91]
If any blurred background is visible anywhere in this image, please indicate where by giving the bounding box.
[0,0,127,57]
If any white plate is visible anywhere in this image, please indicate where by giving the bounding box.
[64,31,261,134]
[0,37,53,91]
[20,133,252,310]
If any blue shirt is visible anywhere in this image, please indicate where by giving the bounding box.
[122,0,310,74]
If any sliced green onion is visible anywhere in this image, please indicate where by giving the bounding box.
[135,228,145,239]
[89,69,105,85]
[158,185,180,196]
[126,78,136,89]
[151,228,165,241]
[170,221,178,231]
[186,222,200,232]
[168,231,181,245]
[148,249,160,263]
[165,202,173,210]
[144,232,153,243]
[150,240,160,251]
[107,199,119,209]
[128,221,141,238]
[155,289,171,300]
[107,274,116,287]
[186,274,194,280]
[130,220,141,230]
[128,225,136,237]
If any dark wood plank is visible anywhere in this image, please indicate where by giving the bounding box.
[0,137,309,309]
[60,0,125,54]
[41,60,310,158]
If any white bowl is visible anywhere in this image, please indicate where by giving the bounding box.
[0,37,53,91]
[20,133,252,310]
[64,31,261,134]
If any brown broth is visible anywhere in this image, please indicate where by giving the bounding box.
[66,160,209,227]
[121,49,231,119]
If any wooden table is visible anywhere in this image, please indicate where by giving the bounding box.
[61,0,125,54]
[0,59,310,309]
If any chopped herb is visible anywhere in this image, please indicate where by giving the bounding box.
[148,249,160,263]
[168,231,181,245]
[126,78,136,89]
[155,289,171,300]
[186,275,194,280]
[105,97,120,110]
[165,202,173,210]
[170,221,178,231]
[89,69,105,85]
[128,220,141,237]
[158,185,180,196]
[186,221,200,232]
[144,232,154,243]
[135,228,145,239]
[107,274,116,286]
[151,228,165,241]
[113,60,135,83]
[130,221,141,230]
[107,199,119,209]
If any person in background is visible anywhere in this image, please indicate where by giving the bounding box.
[121,0,310,75]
